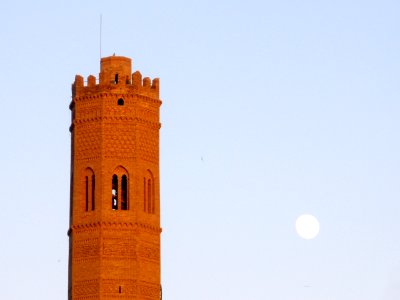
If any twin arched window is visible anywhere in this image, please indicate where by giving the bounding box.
[84,168,95,211]
[84,166,157,213]
[144,170,155,214]
[112,166,129,210]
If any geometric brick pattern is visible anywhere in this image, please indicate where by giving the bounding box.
[73,238,100,260]
[138,242,160,262]
[73,279,99,297]
[103,122,135,159]
[137,127,158,163]
[75,123,101,161]
[103,238,136,258]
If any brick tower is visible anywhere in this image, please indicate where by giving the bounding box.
[68,55,162,299]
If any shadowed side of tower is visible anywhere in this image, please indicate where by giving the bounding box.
[68,56,162,300]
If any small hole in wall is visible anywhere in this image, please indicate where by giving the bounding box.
[118,98,124,106]
[119,286,122,293]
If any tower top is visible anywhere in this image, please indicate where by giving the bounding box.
[72,55,159,99]
[99,55,132,85]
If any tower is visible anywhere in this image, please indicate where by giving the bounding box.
[68,55,162,299]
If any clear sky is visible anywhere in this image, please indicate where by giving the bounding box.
[0,0,399,299]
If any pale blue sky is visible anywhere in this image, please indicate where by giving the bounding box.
[0,0,400,299]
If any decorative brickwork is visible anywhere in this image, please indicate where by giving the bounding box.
[138,242,160,262]
[75,124,101,161]
[73,279,99,297]
[69,55,162,300]
[138,281,161,298]
[73,238,100,260]
[137,128,159,163]
[103,122,136,159]
[103,238,136,258]
[101,279,136,295]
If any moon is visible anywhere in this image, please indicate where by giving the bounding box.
[295,214,320,240]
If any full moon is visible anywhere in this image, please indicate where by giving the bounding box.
[295,214,320,240]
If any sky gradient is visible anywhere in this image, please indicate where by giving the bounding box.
[0,0,400,299]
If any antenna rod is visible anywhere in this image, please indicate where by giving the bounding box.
[100,14,102,60]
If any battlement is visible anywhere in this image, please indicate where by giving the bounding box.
[72,55,160,98]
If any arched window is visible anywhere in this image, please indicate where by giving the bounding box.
[112,174,118,210]
[144,170,155,214]
[84,168,95,211]
[121,175,128,210]
[111,166,129,211]
[85,176,89,211]
[147,179,152,213]
[92,175,95,210]
[143,178,146,212]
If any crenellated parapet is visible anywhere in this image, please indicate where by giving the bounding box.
[72,56,160,99]
[72,72,159,98]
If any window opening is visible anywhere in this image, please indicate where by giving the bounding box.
[118,98,124,106]
[143,178,147,212]
[152,180,155,214]
[92,175,95,210]
[111,167,129,211]
[85,176,89,211]
[121,175,128,210]
[112,175,118,210]
[148,179,152,213]
[115,73,119,84]
[119,286,122,293]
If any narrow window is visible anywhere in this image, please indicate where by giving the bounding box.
[148,179,152,213]
[115,73,119,84]
[119,286,122,293]
[83,168,95,212]
[151,181,155,214]
[144,178,147,212]
[121,175,128,210]
[118,98,124,106]
[91,175,95,210]
[85,176,89,211]
[112,174,118,210]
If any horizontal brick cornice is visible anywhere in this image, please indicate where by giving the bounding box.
[68,222,162,235]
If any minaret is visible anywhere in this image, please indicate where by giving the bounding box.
[68,55,162,299]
